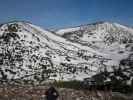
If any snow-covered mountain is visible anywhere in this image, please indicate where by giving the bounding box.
[56,22,133,65]
[56,21,133,87]
[0,21,106,84]
[0,21,133,86]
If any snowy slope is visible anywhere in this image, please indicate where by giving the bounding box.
[56,21,133,86]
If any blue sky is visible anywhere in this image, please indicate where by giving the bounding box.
[0,0,133,29]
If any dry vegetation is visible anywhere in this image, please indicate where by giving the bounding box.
[0,84,132,100]
[0,85,113,100]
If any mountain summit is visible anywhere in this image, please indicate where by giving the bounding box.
[56,21,133,87]
[56,22,133,65]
